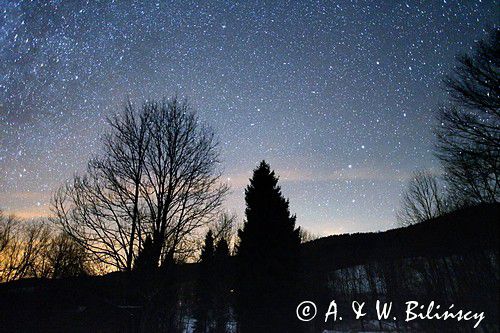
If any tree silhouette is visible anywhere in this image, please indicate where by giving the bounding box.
[236,161,301,332]
[201,230,215,264]
[194,230,215,332]
[214,238,229,260]
[0,212,91,281]
[213,238,231,333]
[133,235,155,272]
[0,213,52,282]
[436,29,500,204]
[47,232,92,279]
[397,170,448,226]
[52,97,228,271]
[194,231,232,333]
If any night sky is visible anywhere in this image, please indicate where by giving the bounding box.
[1,1,497,235]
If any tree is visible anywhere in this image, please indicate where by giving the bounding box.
[0,211,20,282]
[299,228,319,243]
[236,161,301,332]
[210,211,237,254]
[194,230,232,333]
[214,238,229,260]
[194,230,215,333]
[213,237,231,333]
[200,230,215,264]
[0,210,15,254]
[46,232,92,279]
[1,211,92,281]
[0,212,52,282]
[142,98,228,269]
[436,29,500,203]
[397,170,447,226]
[52,101,151,271]
[52,97,228,271]
[133,235,155,272]
[99,101,151,271]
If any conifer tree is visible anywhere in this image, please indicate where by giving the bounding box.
[194,230,215,332]
[213,238,231,333]
[200,230,215,263]
[214,238,229,260]
[133,235,155,272]
[236,161,301,332]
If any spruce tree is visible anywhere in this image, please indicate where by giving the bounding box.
[213,238,231,333]
[200,230,215,263]
[133,235,155,272]
[195,230,215,333]
[236,160,301,332]
[214,238,229,260]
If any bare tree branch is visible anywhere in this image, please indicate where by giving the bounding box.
[51,97,228,271]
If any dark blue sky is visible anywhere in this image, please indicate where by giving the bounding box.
[0,0,498,235]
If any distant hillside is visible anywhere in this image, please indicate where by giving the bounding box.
[301,203,499,271]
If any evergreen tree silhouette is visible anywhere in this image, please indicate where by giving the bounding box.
[236,160,301,332]
[194,230,215,332]
[133,235,155,272]
[201,230,215,263]
[213,238,231,333]
[214,238,229,259]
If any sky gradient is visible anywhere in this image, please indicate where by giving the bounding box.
[1,0,498,235]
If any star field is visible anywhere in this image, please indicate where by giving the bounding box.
[0,1,497,234]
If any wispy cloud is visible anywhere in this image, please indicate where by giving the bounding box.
[0,191,50,219]
[225,166,409,189]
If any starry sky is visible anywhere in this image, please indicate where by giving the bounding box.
[0,1,498,235]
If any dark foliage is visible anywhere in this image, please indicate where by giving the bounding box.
[236,161,302,332]
[194,231,215,332]
[194,231,232,333]
[133,235,156,273]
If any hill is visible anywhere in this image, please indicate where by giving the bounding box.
[301,202,499,271]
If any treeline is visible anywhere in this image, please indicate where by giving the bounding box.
[317,252,497,332]
[397,29,499,226]
[302,203,499,269]
[0,211,94,282]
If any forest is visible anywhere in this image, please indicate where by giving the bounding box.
[0,26,498,333]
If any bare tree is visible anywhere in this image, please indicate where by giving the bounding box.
[52,97,228,271]
[0,210,15,254]
[99,101,151,270]
[141,99,228,268]
[299,228,319,243]
[1,211,93,281]
[52,102,150,271]
[444,30,500,115]
[397,170,447,226]
[0,212,52,282]
[46,232,93,278]
[210,211,237,250]
[436,29,500,203]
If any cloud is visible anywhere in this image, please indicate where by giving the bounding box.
[225,166,409,189]
[0,191,50,219]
